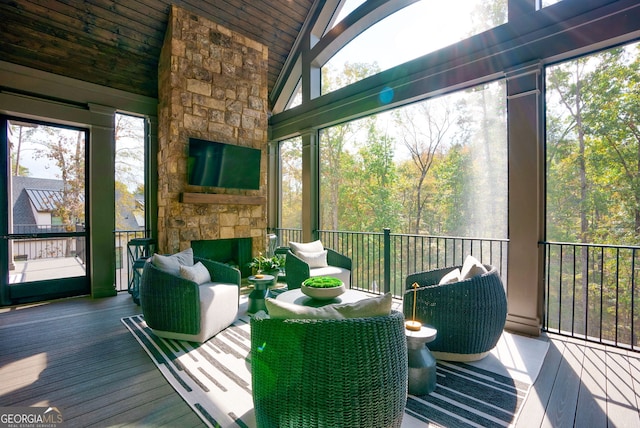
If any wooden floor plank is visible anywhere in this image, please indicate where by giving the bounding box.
[0,293,194,425]
[100,396,204,428]
[574,344,608,427]
[1,354,155,406]
[516,337,564,428]
[606,349,640,428]
[65,381,180,425]
[0,336,151,397]
[1,293,640,427]
[540,340,584,427]
[629,353,640,425]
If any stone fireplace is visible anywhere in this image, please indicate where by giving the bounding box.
[156,5,269,263]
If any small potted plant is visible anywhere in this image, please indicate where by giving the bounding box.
[248,253,284,283]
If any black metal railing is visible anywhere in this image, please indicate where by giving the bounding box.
[10,224,86,261]
[273,228,508,298]
[114,229,149,292]
[269,228,302,247]
[543,241,639,350]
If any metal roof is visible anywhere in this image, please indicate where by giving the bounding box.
[24,188,65,212]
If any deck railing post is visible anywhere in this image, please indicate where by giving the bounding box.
[384,228,391,293]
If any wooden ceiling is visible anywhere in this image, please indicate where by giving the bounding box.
[0,0,315,103]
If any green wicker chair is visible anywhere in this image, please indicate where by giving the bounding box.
[139,257,241,343]
[403,265,507,361]
[284,248,352,289]
[250,311,408,428]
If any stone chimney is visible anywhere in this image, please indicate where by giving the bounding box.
[156,5,269,257]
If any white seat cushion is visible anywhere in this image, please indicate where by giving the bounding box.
[151,282,239,343]
[309,266,351,288]
[151,248,194,275]
[297,249,328,268]
[290,240,324,255]
[265,293,392,319]
[460,255,488,280]
[179,261,211,284]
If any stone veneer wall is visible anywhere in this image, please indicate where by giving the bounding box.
[157,5,268,256]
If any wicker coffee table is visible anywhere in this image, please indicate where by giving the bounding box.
[276,288,369,308]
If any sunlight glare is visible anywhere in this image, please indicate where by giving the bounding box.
[0,352,48,395]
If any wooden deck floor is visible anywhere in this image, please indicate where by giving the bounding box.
[0,293,639,427]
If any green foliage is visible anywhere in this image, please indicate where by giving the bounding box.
[547,42,640,245]
[314,64,507,238]
[280,137,303,229]
[545,42,640,346]
[248,254,284,272]
[431,145,469,235]
[302,276,342,288]
[115,181,138,230]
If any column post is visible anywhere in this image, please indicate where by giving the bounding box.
[89,103,117,298]
[301,128,319,242]
[505,62,545,336]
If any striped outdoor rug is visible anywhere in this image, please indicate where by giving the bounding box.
[122,312,538,428]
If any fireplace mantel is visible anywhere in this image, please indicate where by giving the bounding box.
[180,192,266,205]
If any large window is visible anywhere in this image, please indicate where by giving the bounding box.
[322,0,507,94]
[279,136,303,230]
[114,113,146,292]
[114,113,146,233]
[319,80,507,237]
[540,0,562,8]
[546,41,640,246]
[545,40,640,344]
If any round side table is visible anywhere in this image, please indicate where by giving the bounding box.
[247,274,275,314]
[406,325,438,395]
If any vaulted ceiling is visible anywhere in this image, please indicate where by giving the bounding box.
[0,0,315,102]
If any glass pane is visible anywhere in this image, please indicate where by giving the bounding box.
[545,41,640,344]
[115,113,145,232]
[540,0,562,8]
[287,83,303,110]
[9,236,86,282]
[546,41,640,245]
[330,0,366,29]
[8,120,86,282]
[319,80,507,239]
[114,113,146,292]
[322,0,507,94]
[279,137,303,231]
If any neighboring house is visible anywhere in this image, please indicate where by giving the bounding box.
[11,176,142,262]
[115,189,145,231]
[11,176,71,260]
[11,176,67,234]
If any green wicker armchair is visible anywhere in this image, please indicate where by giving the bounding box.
[250,311,408,428]
[139,257,241,343]
[285,248,352,289]
[403,265,507,361]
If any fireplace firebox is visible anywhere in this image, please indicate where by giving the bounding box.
[192,238,253,277]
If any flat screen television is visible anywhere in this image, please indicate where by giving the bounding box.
[187,138,261,190]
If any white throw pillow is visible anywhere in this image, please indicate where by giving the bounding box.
[289,240,324,255]
[297,249,328,268]
[179,262,211,285]
[439,268,461,285]
[265,293,392,320]
[460,255,488,280]
[151,248,195,275]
